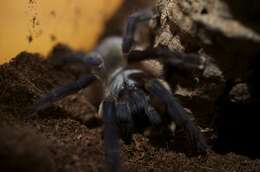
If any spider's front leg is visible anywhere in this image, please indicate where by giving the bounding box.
[115,89,162,142]
[145,79,208,154]
[102,99,120,172]
[114,97,133,144]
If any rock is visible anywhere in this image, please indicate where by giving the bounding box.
[155,0,260,81]
[155,0,260,156]
[229,83,251,103]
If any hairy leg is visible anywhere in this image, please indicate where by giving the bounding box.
[144,104,162,126]
[122,9,154,54]
[116,88,162,142]
[127,46,205,71]
[29,74,96,116]
[145,79,208,154]
[102,99,120,172]
[115,99,133,144]
[50,51,102,67]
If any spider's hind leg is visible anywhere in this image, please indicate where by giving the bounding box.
[145,79,208,154]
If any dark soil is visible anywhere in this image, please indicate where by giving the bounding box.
[0,47,260,172]
[1,0,260,170]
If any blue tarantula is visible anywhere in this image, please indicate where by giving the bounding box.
[30,9,207,172]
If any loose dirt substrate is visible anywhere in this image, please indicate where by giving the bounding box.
[0,51,260,172]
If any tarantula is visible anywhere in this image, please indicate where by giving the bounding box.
[30,9,207,172]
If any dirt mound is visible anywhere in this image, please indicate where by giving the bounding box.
[0,52,73,115]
